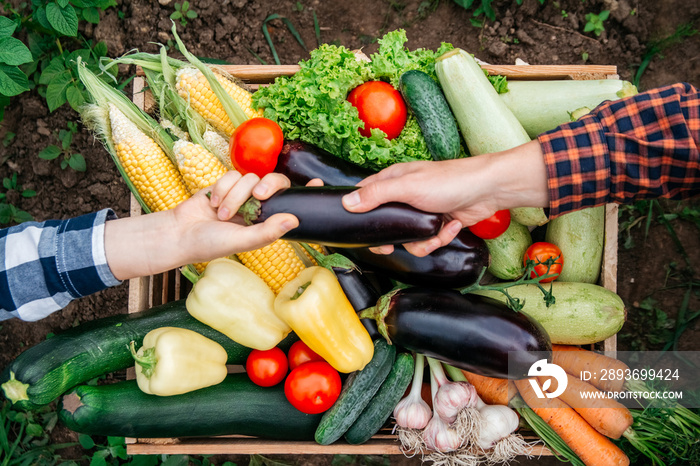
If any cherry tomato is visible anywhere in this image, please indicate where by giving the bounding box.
[229,117,284,178]
[468,210,511,239]
[284,361,341,414]
[347,81,407,140]
[523,242,564,283]
[246,347,288,387]
[288,341,325,370]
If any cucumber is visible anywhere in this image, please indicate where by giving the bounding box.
[1,299,297,410]
[399,70,461,161]
[344,352,415,445]
[58,374,321,439]
[314,339,396,445]
[485,220,532,280]
[545,206,605,283]
[472,282,625,344]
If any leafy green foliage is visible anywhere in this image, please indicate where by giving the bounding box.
[38,121,86,171]
[453,0,545,26]
[170,1,197,27]
[583,10,609,36]
[0,0,118,122]
[0,172,36,225]
[633,23,698,89]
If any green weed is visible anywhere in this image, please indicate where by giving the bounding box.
[170,2,198,28]
[0,172,35,225]
[37,121,86,172]
[633,23,699,89]
[583,10,609,36]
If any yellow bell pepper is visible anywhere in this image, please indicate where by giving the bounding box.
[130,327,228,396]
[186,258,291,350]
[274,266,374,373]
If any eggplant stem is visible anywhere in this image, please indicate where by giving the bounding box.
[299,243,358,272]
[357,289,400,345]
[237,196,262,225]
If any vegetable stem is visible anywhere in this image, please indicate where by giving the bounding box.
[129,341,157,378]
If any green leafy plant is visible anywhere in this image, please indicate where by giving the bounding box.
[0,172,36,224]
[170,1,197,27]
[0,0,118,122]
[453,0,545,27]
[633,23,698,88]
[583,10,609,36]
[37,121,86,171]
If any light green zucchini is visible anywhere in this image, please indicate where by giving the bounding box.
[545,206,605,283]
[472,282,625,344]
[485,220,532,280]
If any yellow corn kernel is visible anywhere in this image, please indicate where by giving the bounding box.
[236,241,325,295]
[108,104,191,212]
[175,67,264,137]
[174,140,229,194]
[202,129,233,170]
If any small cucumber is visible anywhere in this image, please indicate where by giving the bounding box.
[344,352,415,445]
[472,282,625,344]
[399,70,461,161]
[314,339,396,445]
[485,220,532,280]
[58,374,321,439]
[545,206,605,283]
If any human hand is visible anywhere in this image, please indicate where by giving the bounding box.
[341,140,549,256]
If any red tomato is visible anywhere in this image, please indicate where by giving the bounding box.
[246,347,288,387]
[288,341,325,370]
[468,210,511,239]
[347,81,407,140]
[523,242,564,283]
[229,117,284,178]
[284,361,341,414]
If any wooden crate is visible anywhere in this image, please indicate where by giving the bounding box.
[126,64,620,456]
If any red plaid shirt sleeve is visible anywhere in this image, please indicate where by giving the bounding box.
[538,82,700,217]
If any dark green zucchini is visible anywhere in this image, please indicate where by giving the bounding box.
[399,70,461,161]
[314,339,396,445]
[1,299,298,410]
[58,374,321,439]
[344,352,415,444]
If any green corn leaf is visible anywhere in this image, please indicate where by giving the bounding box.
[0,16,17,39]
[46,2,79,37]
[0,37,32,66]
[0,64,30,97]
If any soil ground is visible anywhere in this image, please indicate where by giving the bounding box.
[0,0,698,465]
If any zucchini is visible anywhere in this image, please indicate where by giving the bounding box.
[399,70,461,161]
[1,299,297,410]
[485,220,532,280]
[545,206,605,283]
[435,49,548,226]
[472,282,625,344]
[344,352,415,444]
[314,339,396,445]
[58,374,321,439]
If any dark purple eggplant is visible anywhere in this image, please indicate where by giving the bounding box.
[333,266,382,339]
[361,288,551,379]
[329,229,489,289]
[239,186,444,248]
[275,140,375,186]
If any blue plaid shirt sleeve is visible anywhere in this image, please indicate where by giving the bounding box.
[0,209,122,321]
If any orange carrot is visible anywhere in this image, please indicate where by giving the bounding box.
[515,378,630,466]
[461,370,515,406]
[552,344,629,392]
[537,373,633,439]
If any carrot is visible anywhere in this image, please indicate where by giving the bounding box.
[552,344,629,392]
[515,378,630,466]
[537,373,633,439]
[461,370,515,406]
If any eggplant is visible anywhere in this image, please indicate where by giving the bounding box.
[239,186,444,247]
[332,265,383,339]
[329,229,489,289]
[363,288,551,379]
[275,140,376,186]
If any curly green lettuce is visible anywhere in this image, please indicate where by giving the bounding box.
[253,29,455,171]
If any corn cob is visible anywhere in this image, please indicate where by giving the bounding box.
[237,241,325,295]
[108,104,191,212]
[175,68,263,137]
[202,129,234,170]
[173,139,229,194]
